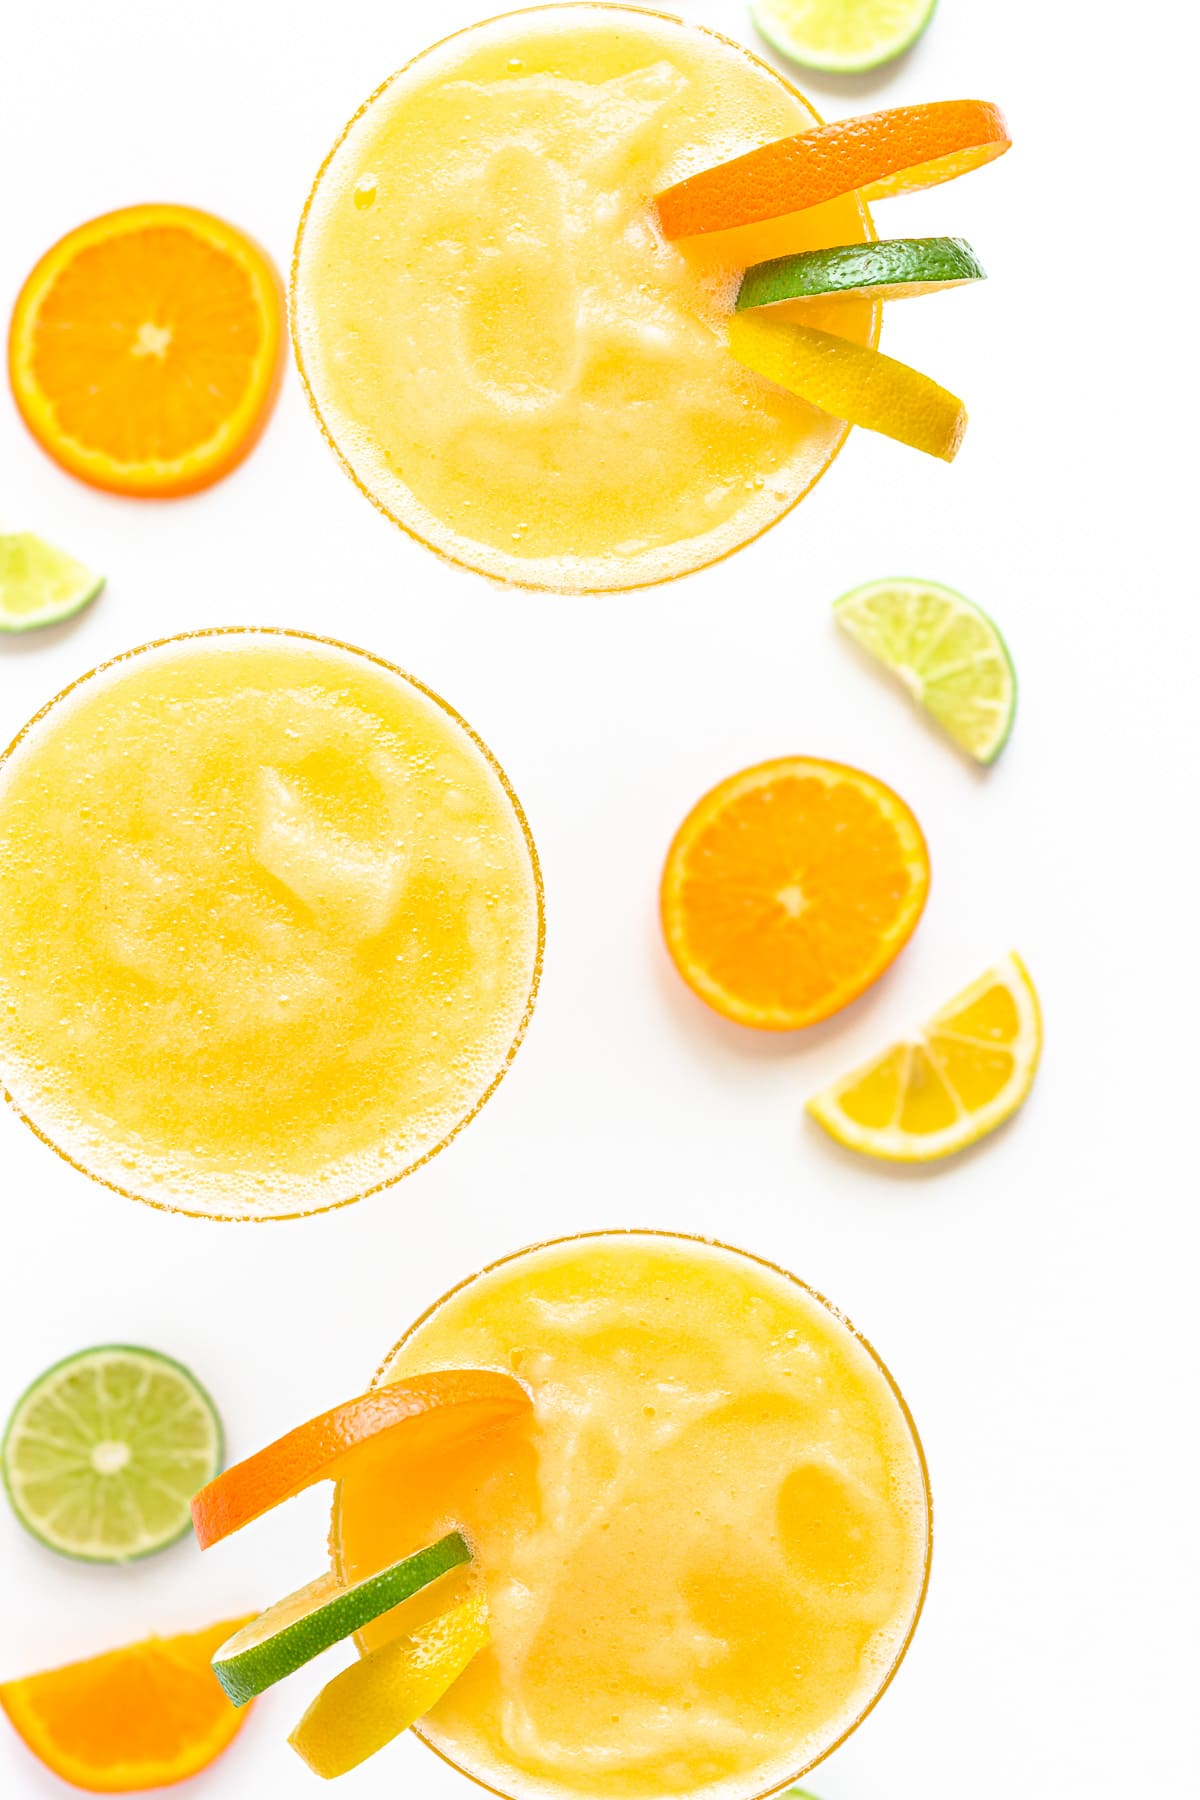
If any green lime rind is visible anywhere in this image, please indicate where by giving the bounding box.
[834,578,1017,764]
[0,533,105,633]
[212,1530,472,1706]
[752,0,938,74]
[1,1345,223,1563]
[737,238,984,312]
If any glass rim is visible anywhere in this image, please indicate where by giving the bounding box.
[290,2,880,596]
[338,1226,933,1799]
[0,625,545,1224]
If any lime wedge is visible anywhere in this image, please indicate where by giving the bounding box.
[212,1531,471,1705]
[834,578,1016,763]
[752,0,938,73]
[738,238,984,311]
[0,533,104,633]
[2,1346,223,1562]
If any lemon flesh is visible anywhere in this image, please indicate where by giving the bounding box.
[835,576,1016,763]
[0,533,103,632]
[752,0,938,74]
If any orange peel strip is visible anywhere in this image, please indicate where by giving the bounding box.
[655,100,1010,238]
[191,1370,530,1550]
[728,313,966,462]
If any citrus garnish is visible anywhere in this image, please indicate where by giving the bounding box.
[661,756,929,1031]
[655,101,1010,238]
[0,1616,254,1792]
[8,204,283,496]
[211,1532,471,1705]
[752,0,938,74]
[2,1345,223,1563]
[192,1370,530,1549]
[834,577,1017,762]
[737,237,984,310]
[728,312,966,461]
[289,1589,490,1779]
[0,533,104,633]
[808,952,1042,1160]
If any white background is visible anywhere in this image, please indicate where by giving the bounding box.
[1,2,1196,1797]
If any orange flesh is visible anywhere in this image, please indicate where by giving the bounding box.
[661,757,929,1030]
[0,1618,254,1792]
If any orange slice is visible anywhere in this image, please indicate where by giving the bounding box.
[8,204,283,496]
[0,1616,255,1792]
[661,757,929,1030]
[655,100,1010,239]
[192,1371,530,1550]
[729,313,967,462]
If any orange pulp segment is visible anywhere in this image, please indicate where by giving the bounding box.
[192,1371,530,1550]
[729,312,967,462]
[289,1590,489,1779]
[655,100,1010,239]
[8,204,283,496]
[661,757,930,1030]
[0,1616,255,1792]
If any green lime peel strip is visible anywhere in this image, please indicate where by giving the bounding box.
[0,533,104,633]
[737,238,985,312]
[212,1530,471,1706]
[834,577,1017,764]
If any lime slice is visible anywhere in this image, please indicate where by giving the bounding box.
[0,533,104,633]
[834,578,1016,763]
[212,1531,471,1705]
[752,0,938,73]
[738,238,984,311]
[2,1346,223,1562]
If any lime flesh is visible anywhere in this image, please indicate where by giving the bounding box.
[738,238,984,311]
[834,578,1016,763]
[752,0,938,72]
[0,533,104,632]
[212,1531,471,1706]
[2,1346,223,1561]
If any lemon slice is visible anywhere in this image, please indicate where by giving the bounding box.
[728,313,965,462]
[808,953,1041,1161]
[289,1588,489,1779]
[752,0,938,74]
[211,1531,470,1705]
[834,577,1016,763]
[0,533,104,632]
[737,238,984,311]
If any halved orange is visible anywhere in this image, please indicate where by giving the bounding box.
[8,204,283,496]
[192,1370,530,1550]
[656,100,1010,240]
[0,1616,255,1792]
[661,757,929,1030]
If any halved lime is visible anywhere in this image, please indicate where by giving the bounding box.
[0,533,104,633]
[212,1531,471,1705]
[752,0,938,73]
[738,239,984,311]
[834,578,1016,763]
[2,1346,223,1562]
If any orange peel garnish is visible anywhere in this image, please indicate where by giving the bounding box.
[655,100,1010,239]
[191,1371,530,1550]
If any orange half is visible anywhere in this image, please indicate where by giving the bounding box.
[661,757,930,1030]
[192,1370,531,1550]
[8,204,283,496]
[656,100,1010,240]
[0,1617,254,1793]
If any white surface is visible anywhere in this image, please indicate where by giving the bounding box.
[0,3,1195,1797]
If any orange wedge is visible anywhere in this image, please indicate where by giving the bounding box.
[729,313,967,462]
[661,757,929,1031]
[656,100,1010,239]
[192,1371,530,1550]
[0,1617,254,1792]
[8,204,283,496]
